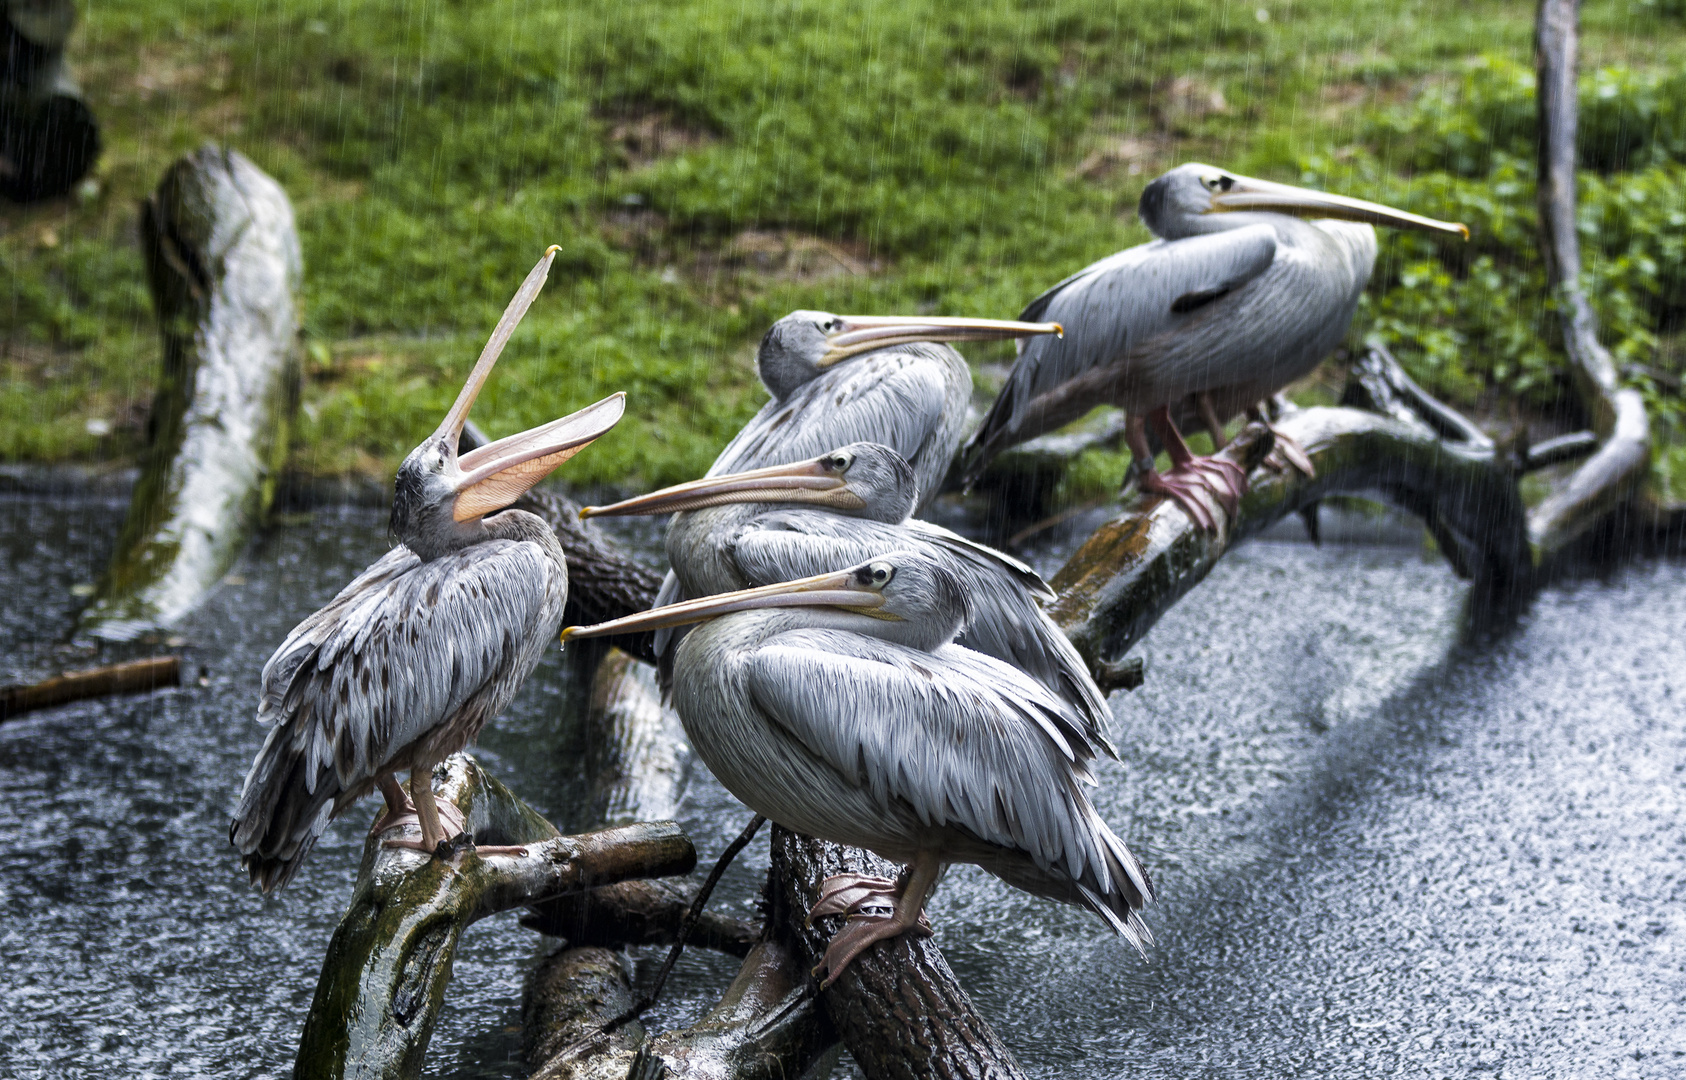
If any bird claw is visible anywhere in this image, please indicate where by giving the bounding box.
[810,911,934,988]
[808,873,901,924]
[1267,426,1316,478]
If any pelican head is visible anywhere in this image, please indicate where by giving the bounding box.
[562,550,971,653]
[392,247,626,560]
[1139,162,1470,242]
[757,310,1063,400]
[580,442,916,524]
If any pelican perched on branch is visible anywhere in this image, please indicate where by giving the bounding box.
[230,249,625,894]
[581,442,1114,753]
[961,163,1467,529]
[562,552,1153,983]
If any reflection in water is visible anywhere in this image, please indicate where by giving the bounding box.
[1,493,1682,1078]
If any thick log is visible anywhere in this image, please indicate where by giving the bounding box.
[294,754,695,1080]
[1048,347,1533,670]
[521,877,759,957]
[79,146,302,640]
[768,828,1028,1080]
[0,655,178,722]
[516,489,665,663]
[1529,0,1652,561]
[524,946,646,1080]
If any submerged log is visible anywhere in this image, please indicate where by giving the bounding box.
[294,754,695,1080]
[79,146,301,640]
[1529,0,1654,562]
[0,655,179,722]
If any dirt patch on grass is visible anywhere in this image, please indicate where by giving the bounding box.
[602,108,718,169]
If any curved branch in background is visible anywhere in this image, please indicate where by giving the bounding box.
[293,755,695,1080]
[1529,0,1653,562]
[1048,347,1534,671]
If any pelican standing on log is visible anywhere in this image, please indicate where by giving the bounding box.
[581,442,1114,750]
[960,163,1467,529]
[562,552,1153,983]
[230,249,625,894]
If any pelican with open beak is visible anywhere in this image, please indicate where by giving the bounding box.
[231,247,624,893]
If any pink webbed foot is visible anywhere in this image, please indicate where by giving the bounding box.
[808,873,901,923]
[813,912,934,987]
[379,798,467,855]
[1141,457,1247,532]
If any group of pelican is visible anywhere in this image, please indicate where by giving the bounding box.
[231,166,1464,980]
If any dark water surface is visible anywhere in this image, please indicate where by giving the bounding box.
[1,492,1682,1078]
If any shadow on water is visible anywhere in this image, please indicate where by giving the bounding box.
[2,490,1683,1078]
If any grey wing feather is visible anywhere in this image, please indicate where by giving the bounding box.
[729,514,1115,758]
[744,633,1151,941]
[708,346,966,504]
[965,226,1278,470]
[231,540,561,892]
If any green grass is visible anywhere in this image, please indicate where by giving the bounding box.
[3,0,1684,493]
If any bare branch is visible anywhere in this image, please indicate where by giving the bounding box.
[0,656,179,722]
[293,755,694,1080]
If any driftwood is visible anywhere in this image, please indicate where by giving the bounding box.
[79,146,302,640]
[1529,0,1654,562]
[0,655,178,722]
[294,754,695,1080]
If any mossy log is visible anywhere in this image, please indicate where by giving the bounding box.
[79,146,302,640]
[294,754,695,1080]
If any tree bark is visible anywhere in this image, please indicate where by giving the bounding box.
[294,755,695,1080]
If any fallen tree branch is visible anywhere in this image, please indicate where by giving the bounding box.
[294,754,695,1080]
[629,939,839,1080]
[1529,0,1653,562]
[0,655,179,722]
[1048,347,1534,670]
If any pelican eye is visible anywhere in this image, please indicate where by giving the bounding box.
[1205,174,1236,192]
[854,562,895,588]
[826,451,853,472]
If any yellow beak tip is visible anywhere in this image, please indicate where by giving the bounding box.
[544,244,562,258]
[1052,323,1065,338]
[1457,224,1471,240]
[578,507,595,520]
